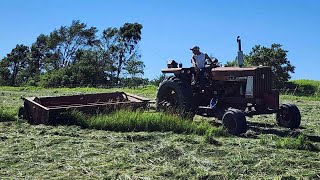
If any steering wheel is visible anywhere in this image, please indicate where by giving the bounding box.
[211,62,220,68]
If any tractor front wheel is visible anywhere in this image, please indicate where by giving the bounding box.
[276,103,301,129]
[222,109,248,135]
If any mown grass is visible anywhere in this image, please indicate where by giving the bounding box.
[275,134,318,151]
[259,134,319,152]
[1,85,320,179]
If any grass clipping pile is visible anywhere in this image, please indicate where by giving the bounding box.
[60,110,227,144]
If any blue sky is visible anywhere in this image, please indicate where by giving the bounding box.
[0,0,319,80]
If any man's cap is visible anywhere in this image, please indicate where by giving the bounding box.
[190,46,200,51]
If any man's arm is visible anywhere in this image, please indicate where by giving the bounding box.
[191,55,197,68]
[205,54,213,64]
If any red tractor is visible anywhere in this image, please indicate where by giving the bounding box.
[156,37,301,135]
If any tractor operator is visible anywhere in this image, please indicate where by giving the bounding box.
[190,46,217,85]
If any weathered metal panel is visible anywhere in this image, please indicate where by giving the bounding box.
[23,97,50,124]
[253,67,272,98]
[211,67,257,81]
[22,92,150,125]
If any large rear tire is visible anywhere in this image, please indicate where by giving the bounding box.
[276,103,301,129]
[222,109,247,135]
[156,78,195,119]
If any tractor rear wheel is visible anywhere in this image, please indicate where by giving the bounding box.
[276,103,301,129]
[156,77,195,119]
[222,109,247,135]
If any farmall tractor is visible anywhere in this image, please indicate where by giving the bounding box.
[156,37,301,135]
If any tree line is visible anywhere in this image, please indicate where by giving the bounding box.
[0,20,296,89]
[0,20,147,87]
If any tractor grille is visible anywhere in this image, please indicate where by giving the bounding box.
[254,67,272,97]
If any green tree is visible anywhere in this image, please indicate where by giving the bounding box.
[71,50,108,85]
[224,54,250,67]
[6,44,30,86]
[0,58,10,85]
[150,74,166,86]
[30,34,50,75]
[101,23,143,84]
[2,21,146,87]
[224,44,295,88]
[47,20,99,70]
[125,59,145,77]
[247,44,295,88]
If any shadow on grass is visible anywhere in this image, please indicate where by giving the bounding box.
[247,121,320,143]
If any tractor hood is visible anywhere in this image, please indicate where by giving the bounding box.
[211,66,271,81]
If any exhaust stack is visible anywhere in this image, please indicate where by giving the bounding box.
[237,36,244,67]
